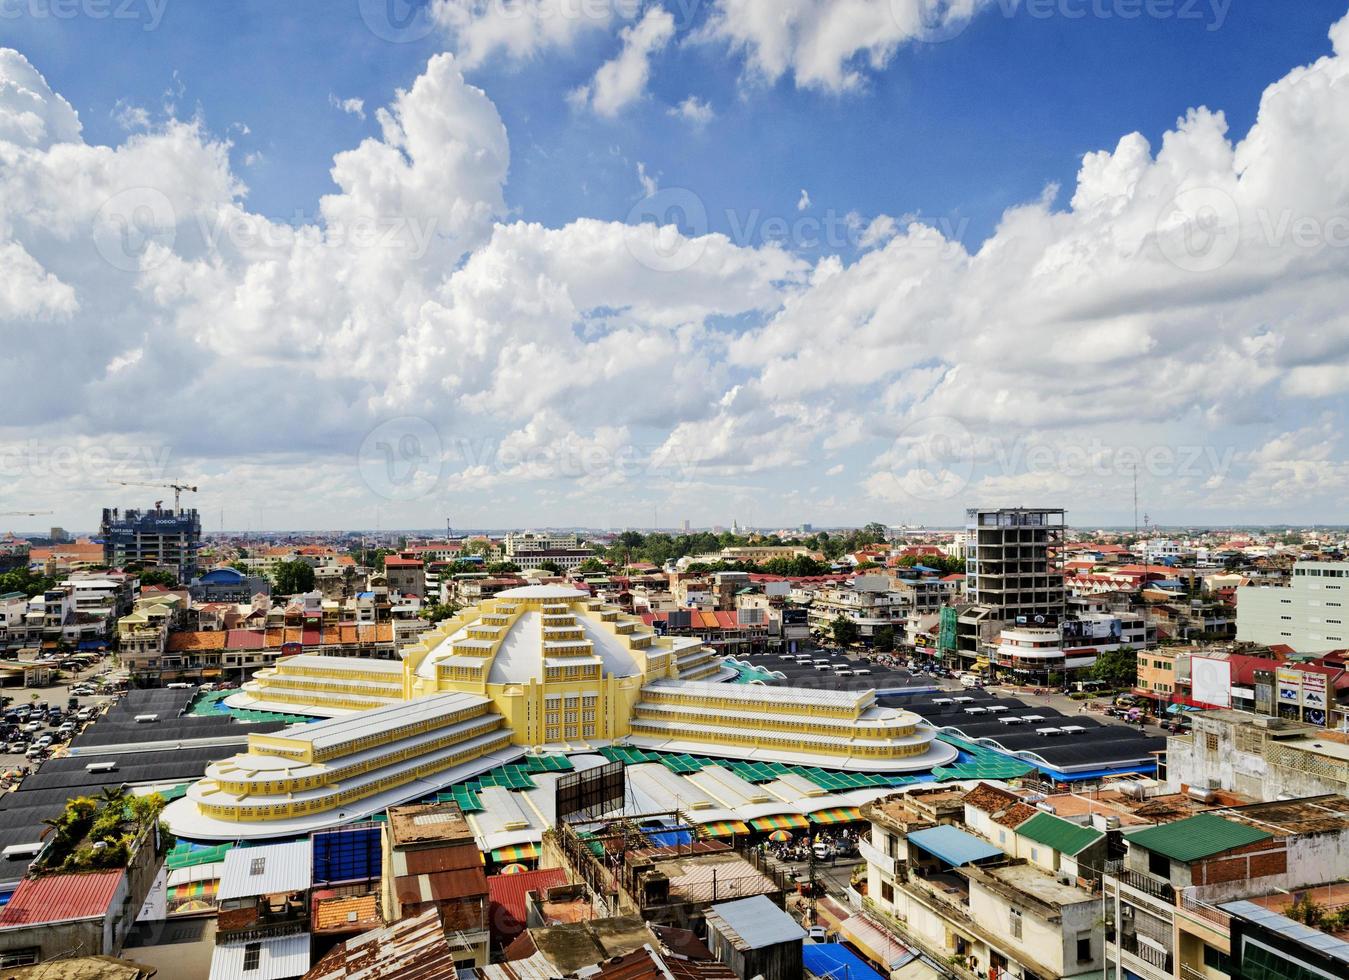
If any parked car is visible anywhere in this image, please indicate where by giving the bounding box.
[77,707,96,722]
[24,745,43,761]
[22,722,41,734]
[807,926,828,941]
[35,735,52,749]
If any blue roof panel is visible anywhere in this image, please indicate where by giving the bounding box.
[906,825,1004,866]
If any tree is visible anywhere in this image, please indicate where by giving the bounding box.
[831,615,861,647]
[0,567,56,598]
[873,625,896,652]
[485,561,521,576]
[1090,646,1138,688]
[272,560,316,595]
[136,569,177,589]
[578,558,608,574]
[534,560,564,575]
[422,602,460,624]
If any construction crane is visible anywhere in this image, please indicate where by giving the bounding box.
[113,481,198,513]
[0,510,53,517]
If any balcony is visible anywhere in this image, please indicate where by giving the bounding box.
[1112,933,1173,977]
[858,838,900,877]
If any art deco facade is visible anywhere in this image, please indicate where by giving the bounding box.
[166,586,955,839]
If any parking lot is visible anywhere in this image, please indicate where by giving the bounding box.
[0,655,124,776]
[731,648,930,693]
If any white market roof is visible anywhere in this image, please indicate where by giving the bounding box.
[216,839,313,900]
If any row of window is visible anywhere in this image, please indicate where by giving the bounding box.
[215,717,503,795]
[203,732,513,819]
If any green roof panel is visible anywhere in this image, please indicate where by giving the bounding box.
[1014,811,1104,856]
[1125,813,1272,863]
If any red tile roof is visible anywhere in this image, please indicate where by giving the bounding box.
[0,871,124,925]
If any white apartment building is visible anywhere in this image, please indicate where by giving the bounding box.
[860,789,1106,980]
[1236,560,1349,652]
[807,576,911,640]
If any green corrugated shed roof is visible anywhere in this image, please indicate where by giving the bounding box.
[1014,811,1104,856]
[1125,813,1272,863]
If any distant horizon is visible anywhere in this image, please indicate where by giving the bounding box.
[11,522,1349,540]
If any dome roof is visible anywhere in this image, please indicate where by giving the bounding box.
[494,584,589,600]
[418,594,696,685]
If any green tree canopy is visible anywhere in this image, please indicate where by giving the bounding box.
[1090,646,1138,688]
[272,560,317,595]
[135,568,178,588]
[831,615,861,647]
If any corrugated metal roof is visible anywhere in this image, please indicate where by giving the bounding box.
[905,825,1005,867]
[1221,900,1349,966]
[305,906,462,979]
[488,867,568,936]
[1125,813,1272,863]
[217,840,313,900]
[1014,811,1104,856]
[209,932,311,980]
[705,895,806,950]
[0,870,124,925]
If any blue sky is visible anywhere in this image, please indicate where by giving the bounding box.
[2,2,1349,531]
[10,1,1341,247]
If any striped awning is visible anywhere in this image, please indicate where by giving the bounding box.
[491,843,540,863]
[809,807,862,825]
[749,814,810,832]
[700,820,750,838]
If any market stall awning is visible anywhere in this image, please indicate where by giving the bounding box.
[749,814,809,832]
[809,807,862,825]
[491,843,540,863]
[838,914,915,971]
[700,820,750,838]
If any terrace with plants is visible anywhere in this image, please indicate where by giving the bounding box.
[38,786,172,872]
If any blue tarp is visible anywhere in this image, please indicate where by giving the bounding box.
[906,825,1004,867]
[803,943,886,980]
[312,823,382,884]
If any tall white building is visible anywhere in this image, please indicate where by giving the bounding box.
[1236,560,1349,652]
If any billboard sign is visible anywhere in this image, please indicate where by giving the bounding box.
[556,760,625,824]
[1301,671,1328,710]
[1191,656,1232,708]
[1276,668,1303,705]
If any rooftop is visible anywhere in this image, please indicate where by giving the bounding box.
[0,870,124,925]
[906,825,1006,867]
[1125,813,1273,863]
[704,895,806,950]
[386,802,476,848]
[217,840,313,900]
[305,908,461,979]
[1013,811,1105,856]
[966,862,1097,913]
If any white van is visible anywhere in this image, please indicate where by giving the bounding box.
[960,674,982,689]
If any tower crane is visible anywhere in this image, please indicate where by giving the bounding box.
[112,481,199,513]
[0,510,53,517]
